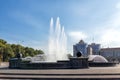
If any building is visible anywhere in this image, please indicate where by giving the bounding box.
[73,40,101,57]
[73,40,87,57]
[87,46,93,55]
[100,48,120,62]
[73,40,120,62]
[88,43,101,55]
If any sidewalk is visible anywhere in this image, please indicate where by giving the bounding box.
[0,62,9,68]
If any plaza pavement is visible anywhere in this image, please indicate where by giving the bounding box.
[0,63,120,79]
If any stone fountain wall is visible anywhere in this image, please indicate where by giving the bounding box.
[9,57,89,69]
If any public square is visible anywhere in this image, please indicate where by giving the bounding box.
[0,63,120,79]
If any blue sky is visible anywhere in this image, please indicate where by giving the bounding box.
[0,0,120,54]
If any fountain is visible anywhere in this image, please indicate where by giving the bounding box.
[9,17,89,69]
[48,17,68,62]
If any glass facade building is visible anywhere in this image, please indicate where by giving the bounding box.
[73,40,101,57]
[88,43,101,55]
[73,40,87,57]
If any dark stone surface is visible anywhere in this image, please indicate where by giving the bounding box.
[89,62,117,67]
[9,58,22,69]
[20,61,71,69]
[9,57,89,69]
[70,57,88,69]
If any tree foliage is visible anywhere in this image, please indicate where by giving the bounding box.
[0,39,44,62]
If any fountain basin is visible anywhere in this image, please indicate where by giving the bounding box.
[9,57,89,69]
[89,62,118,67]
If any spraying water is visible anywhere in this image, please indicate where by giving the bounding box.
[26,17,68,63]
[48,17,68,62]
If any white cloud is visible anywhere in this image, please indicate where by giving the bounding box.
[94,5,120,48]
[68,4,120,48]
[100,29,120,43]
[68,31,88,42]
[116,2,120,9]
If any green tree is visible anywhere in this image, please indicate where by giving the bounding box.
[11,44,25,58]
[0,39,7,44]
[0,43,5,62]
[0,38,44,62]
[3,44,14,61]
